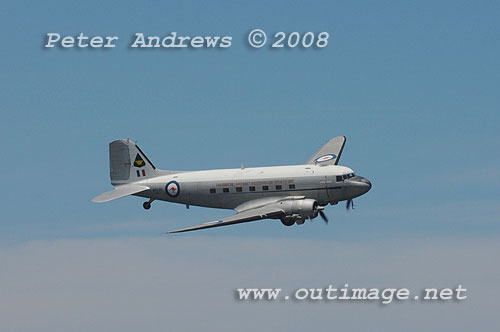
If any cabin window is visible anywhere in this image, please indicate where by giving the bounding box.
[262,185,269,191]
[236,187,242,192]
[289,184,295,189]
[276,185,282,190]
[209,188,216,194]
[336,176,343,182]
[249,186,256,191]
[343,175,348,180]
[223,188,229,193]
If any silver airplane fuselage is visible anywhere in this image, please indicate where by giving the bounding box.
[133,164,371,210]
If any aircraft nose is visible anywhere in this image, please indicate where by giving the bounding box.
[350,176,372,194]
[358,177,372,190]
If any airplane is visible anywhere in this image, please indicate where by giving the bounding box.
[91,136,372,234]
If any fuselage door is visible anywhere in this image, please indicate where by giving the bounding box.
[319,175,332,203]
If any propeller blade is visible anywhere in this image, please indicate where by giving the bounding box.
[319,210,328,224]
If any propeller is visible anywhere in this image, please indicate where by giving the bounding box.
[318,210,329,224]
[314,203,329,224]
[346,199,355,210]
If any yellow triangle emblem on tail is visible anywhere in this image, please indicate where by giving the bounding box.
[133,154,145,167]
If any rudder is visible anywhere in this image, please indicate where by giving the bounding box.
[109,139,158,185]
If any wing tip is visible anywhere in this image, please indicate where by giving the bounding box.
[90,196,108,203]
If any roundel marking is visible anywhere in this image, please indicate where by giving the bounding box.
[314,154,336,163]
[166,181,180,197]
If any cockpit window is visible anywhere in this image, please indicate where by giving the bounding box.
[338,173,355,181]
[343,173,355,180]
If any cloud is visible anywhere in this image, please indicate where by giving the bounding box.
[1,236,499,332]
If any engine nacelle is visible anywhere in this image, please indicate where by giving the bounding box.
[277,199,320,220]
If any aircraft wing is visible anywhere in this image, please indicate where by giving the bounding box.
[163,204,285,234]
[91,185,150,203]
[306,136,346,166]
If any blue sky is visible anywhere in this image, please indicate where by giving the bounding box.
[0,1,499,330]
[1,0,498,242]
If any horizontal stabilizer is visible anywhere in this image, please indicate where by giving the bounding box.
[91,185,150,203]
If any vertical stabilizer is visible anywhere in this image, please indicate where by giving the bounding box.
[109,139,158,185]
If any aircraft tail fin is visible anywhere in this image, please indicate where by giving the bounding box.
[109,139,159,185]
